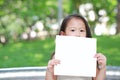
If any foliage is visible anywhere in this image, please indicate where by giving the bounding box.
[71,0,117,25]
[0,35,120,68]
[0,0,119,43]
[0,0,58,43]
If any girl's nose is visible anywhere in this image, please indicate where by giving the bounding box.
[76,31,81,37]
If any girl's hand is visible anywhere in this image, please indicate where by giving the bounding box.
[47,59,60,73]
[95,53,107,69]
[48,59,60,68]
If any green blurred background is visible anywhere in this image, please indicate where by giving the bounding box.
[0,0,120,68]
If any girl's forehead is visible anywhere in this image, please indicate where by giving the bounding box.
[67,18,85,26]
[69,18,84,22]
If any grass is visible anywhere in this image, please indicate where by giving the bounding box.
[0,38,55,68]
[95,35,120,66]
[0,35,120,68]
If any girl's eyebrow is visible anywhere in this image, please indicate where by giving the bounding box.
[80,27,86,29]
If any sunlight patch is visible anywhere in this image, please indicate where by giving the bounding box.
[43,43,50,49]
[34,53,43,59]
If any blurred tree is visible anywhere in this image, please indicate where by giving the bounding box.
[69,0,117,34]
[0,0,58,43]
[116,0,120,34]
[0,0,119,45]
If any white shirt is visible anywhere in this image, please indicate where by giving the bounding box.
[57,76,92,80]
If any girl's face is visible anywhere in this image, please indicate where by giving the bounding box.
[60,18,87,37]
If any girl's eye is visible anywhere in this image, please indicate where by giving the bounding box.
[80,30,85,32]
[71,29,75,32]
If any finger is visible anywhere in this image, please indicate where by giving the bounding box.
[98,59,103,64]
[94,53,103,58]
[97,56,106,64]
[95,54,106,61]
[48,59,60,67]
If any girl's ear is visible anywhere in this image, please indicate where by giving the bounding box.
[60,31,65,35]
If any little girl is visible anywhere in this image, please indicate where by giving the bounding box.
[45,14,106,80]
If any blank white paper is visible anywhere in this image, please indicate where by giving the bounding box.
[54,35,97,77]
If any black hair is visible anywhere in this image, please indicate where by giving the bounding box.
[59,14,92,38]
